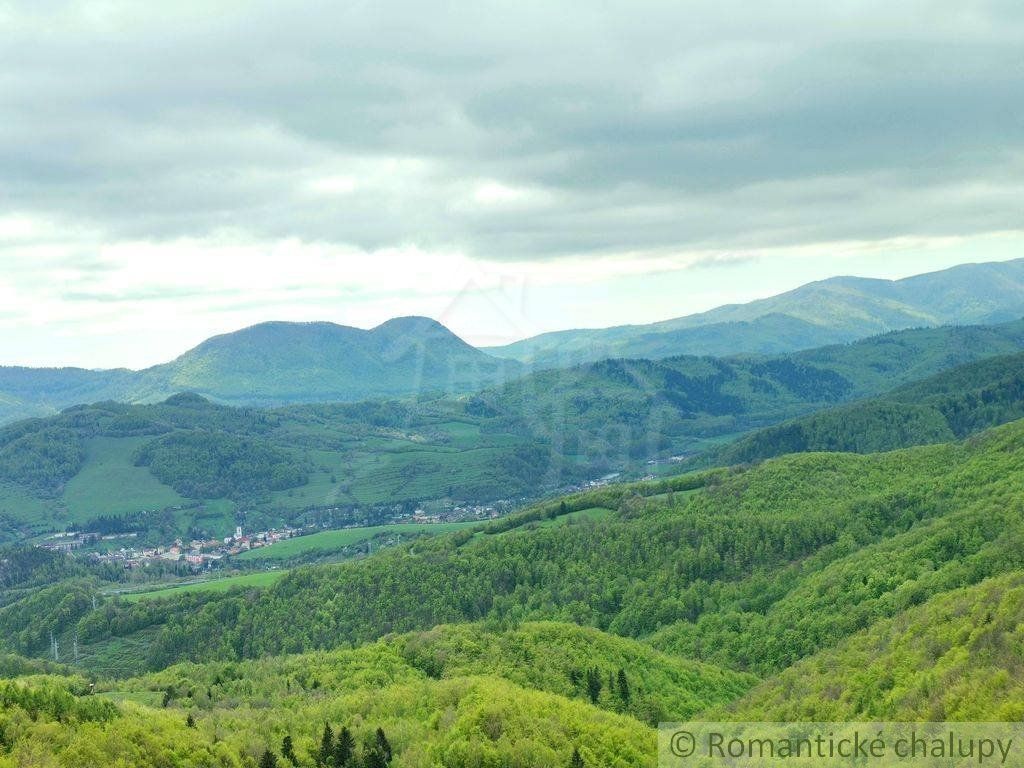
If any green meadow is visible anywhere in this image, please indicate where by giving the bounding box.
[115,570,287,602]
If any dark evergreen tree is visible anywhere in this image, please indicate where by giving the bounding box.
[282,734,296,764]
[259,750,279,768]
[585,667,602,704]
[617,668,630,704]
[333,726,355,767]
[185,712,196,728]
[317,722,334,767]
[570,747,585,768]
[375,727,392,764]
[363,748,387,768]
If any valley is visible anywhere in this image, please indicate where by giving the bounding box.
[6,5,1021,764]
[1,259,1023,767]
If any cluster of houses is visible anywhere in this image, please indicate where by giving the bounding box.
[80,525,300,569]
[411,502,503,524]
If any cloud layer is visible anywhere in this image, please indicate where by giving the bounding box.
[1,1,1022,365]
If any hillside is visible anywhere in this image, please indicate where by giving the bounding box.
[486,258,1024,365]
[716,350,1024,464]
[27,417,1020,680]
[0,395,567,541]
[723,571,1024,721]
[4,419,1024,764]
[0,318,522,423]
[143,317,522,406]
[0,367,138,424]
[3,321,1024,542]
[470,319,1024,465]
[0,653,658,767]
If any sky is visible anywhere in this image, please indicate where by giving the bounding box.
[1,0,1022,369]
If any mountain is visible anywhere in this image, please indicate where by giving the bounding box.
[3,320,1024,542]
[0,367,138,424]
[486,257,1024,365]
[716,351,1024,465]
[0,317,522,423]
[141,317,521,405]
[4,258,1024,424]
[469,319,1024,464]
[0,394,565,541]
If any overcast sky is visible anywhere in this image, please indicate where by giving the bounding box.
[2,1,1023,368]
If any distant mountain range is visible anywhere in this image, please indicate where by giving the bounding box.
[485,258,1024,365]
[0,317,521,423]
[2,258,1023,424]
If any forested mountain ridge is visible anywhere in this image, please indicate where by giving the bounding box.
[0,394,568,541]
[143,317,522,405]
[3,320,1024,542]
[0,317,522,424]
[716,350,1024,465]
[470,319,1024,465]
[485,257,1024,365]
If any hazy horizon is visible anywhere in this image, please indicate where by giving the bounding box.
[3,2,1022,368]
[0,252,1020,371]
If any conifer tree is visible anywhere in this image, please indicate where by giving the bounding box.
[282,734,296,764]
[333,727,355,767]
[317,722,334,767]
[616,668,631,704]
[585,667,602,704]
[375,727,392,764]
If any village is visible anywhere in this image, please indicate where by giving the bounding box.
[39,525,301,568]
[37,500,513,571]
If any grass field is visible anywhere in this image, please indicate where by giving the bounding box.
[0,483,56,537]
[543,506,614,526]
[62,436,187,522]
[234,520,484,562]
[115,570,287,602]
[97,689,165,707]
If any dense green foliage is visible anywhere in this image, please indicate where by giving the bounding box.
[723,572,1024,721]
[134,431,309,499]
[718,351,1024,464]
[0,424,86,495]
[0,639,658,767]
[390,622,755,723]
[39,419,1020,690]
[2,414,1024,764]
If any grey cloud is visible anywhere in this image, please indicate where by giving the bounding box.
[1,0,1022,260]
